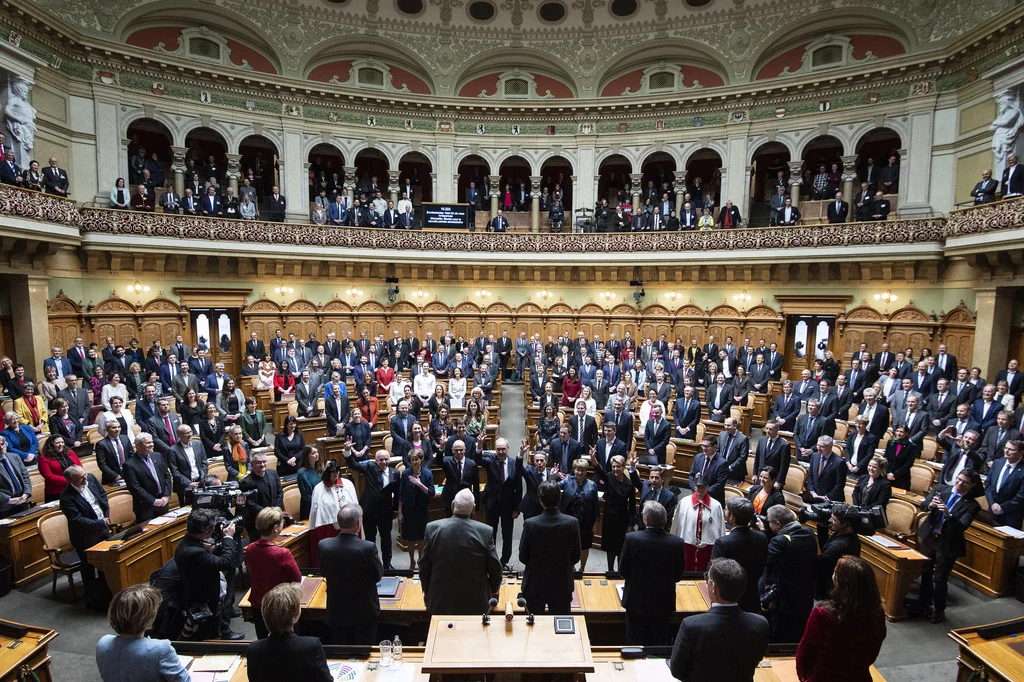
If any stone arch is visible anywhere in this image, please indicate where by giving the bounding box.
[452,47,579,99]
[595,147,643,173]
[454,148,499,175]
[796,133,844,160]
[352,143,398,169]
[595,37,731,95]
[298,35,437,92]
[302,136,347,162]
[747,136,798,166]
[122,111,180,146]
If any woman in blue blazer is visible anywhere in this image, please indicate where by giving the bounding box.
[558,458,600,571]
[2,411,39,463]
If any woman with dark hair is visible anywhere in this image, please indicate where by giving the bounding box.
[199,401,226,457]
[296,445,323,520]
[560,366,582,407]
[796,556,886,681]
[274,415,305,476]
[398,448,435,569]
[307,460,357,567]
[344,410,371,462]
[357,386,379,430]
[216,377,245,425]
[110,177,130,209]
[536,403,560,452]
[37,435,81,501]
[273,360,295,402]
[427,384,449,418]
[748,466,786,520]
[48,398,83,449]
[177,387,206,430]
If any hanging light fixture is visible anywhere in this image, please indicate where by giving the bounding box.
[412,287,429,300]
[665,291,682,302]
[599,290,616,302]
[274,284,294,298]
[345,286,364,297]
[874,290,897,304]
[733,290,751,303]
[476,288,492,300]
[126,281,150,295]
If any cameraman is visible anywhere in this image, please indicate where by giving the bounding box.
[813,503,861,599]
[174,507,244,640]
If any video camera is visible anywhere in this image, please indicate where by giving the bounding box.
[798,500,887,536]
[184,482,252,537]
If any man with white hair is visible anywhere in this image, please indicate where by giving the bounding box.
[420,488,503,615]
[122,432,172,522]
[59,465,110,595]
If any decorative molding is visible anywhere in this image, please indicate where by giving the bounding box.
[619,63,705,96]
[475,69,558,99]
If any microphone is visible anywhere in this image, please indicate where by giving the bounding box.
[483,597,498,625]
[517,594,535,625]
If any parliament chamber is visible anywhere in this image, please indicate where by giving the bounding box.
[3,0,1024,681]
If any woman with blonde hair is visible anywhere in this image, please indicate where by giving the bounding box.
[96,585,189,681]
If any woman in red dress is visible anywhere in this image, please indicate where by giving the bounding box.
[796,556,886,682]
[561,366,582,407]
[376,357,395,398]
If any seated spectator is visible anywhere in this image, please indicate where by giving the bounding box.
[130,184,153,211]
[96,585,190,682]
[244,507,302,639]
[0,435,32,515]
[14,381,48,434]
[109,178,130,209]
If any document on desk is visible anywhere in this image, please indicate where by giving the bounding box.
[866,534,901,549]
[378,663,415,682]
[329,662,366,681]
[617,584,625,604]
[995,525,1024,539]
[634,658,673,682]
[190,655,239,672]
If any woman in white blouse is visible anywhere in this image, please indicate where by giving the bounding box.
[97,395,135,435]
[257,358,276,390]
[307,460,359,567]
[100,372,128,411]
[638,389,665,431]
[579,385,597,417]
[997,380,1016,411]
[448,366,467,409]
[413,363,436,402]
[388,372,410,411]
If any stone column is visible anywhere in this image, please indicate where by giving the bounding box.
[9,274,51,377]
[630,172,644,214]
[430,172,437,202]
[171,146,188,197]
[387,169,401,205]
[280,123,307,223]
[343,166,357,205]
[787,161,804,208]
[91,84,122,206]
[436,143,455,203]
[575,144,596,211]
[972,286,1015,382]
[226,153,242,194]
[529,175,542,233]
[488,174,501,221]
[899,106,935,217]
[673,170,687,215]
[120,138,132,187]
[840,154,858,219]
[745,165,756,223]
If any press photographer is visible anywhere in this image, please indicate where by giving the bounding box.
[809,502,862,599]
[174,507,244,640]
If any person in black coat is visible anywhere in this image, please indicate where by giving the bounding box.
[669,558,769,682]
[481,440,525,567]
[771,383,800,432]
[689,437,729,506]
[239,453,284,541]
[347,450,401,569]
[246,583,332,682]
[914,470,982,623]
[852,457,893,509]
[630,462,677,529]
[711,499,769,614]
[753,422,791,490]
[883,425,919,490]
[567,403,598,450]
[619,501,687,646]
[94,421,132,484]
[440,443,480,516]
[759,505,817,643]
[174,508,241,640]
[673,386,702,441]
[319,504,384,644]
[549,425,584,473]
[59,466,110,592]
[813,505,861,600]
[122,433,172,523]
[519,480,581,614]
[167,426,209,506]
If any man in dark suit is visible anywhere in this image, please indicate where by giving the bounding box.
[705,374,733,424]
[793,400,836,461]
[200,186,221,216]
[319,503,383,644]
[760,505,817,642]
[690,437,729,505]
[642,404,671,465]
[971,384,1002,434]
[952,368,977,405]
[619,501,687,645]
[59,466,111,594]
[754,421,791,490]
[239,453,284,540]
[711,500,769,613]
[122,433,172,523]
[167,425,208,505]
[826,191,849,223]
[421,488,503,614]
[669,558,769,682]
[592,422,628,480]
[0,437,31,517]
[985,440,1024,530]
[519,480,581,614]
[674,386,701,441]
[716,418,750,484]
[489,210,509,232]
[58,374,92,430]
[146,398,181,456]
[389,400,418,462]
[42,157,69,196]
[347,450,401,569]
[629,462,676,529]
[844,358,868,403]
[981,410,1015,464]
[550,424,584,473]
[567,401,598,450]
[996,360,1024,403]
[771,382,800,432]
[440,441,479,516]
[245,332,266,361]
[806,437,849,502]
[265,185,286,222]
[914,470,982,623]
[464,182,481,228]
[1001,154,1023,198]
[925,379,956,433]
[604,398,634,445]
[776,198,800,225]
[481,440,524,568]
[94,421,132,485]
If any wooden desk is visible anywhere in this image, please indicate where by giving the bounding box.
[858,533,930,621]
[0,620,57,682]
[950,618,1024,682]
[296,415,328,444]
[0,503,60,587]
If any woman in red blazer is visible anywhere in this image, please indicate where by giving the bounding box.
[796,556,886,682]
[273,360,295,402]
[37,435,82,501]
[560,366,582,407]
[243,507,301,639]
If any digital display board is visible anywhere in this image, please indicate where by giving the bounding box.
[423,203,471,229]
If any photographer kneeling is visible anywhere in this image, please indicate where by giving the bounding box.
[174,507,244,640]
[813,503,861,599]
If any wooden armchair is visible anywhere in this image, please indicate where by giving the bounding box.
[37,511,81,601]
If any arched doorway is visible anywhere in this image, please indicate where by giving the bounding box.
[308,144,346,201]
[126,118,173,189]
[398,151,432,204]
[498,156,531,212]
[353,149,388,204]
[856,128,902,195]
[685,149,723,208]
[749,142,790,226]
[540,155,573,213]
[238,135,278,200]
[598,154,631,206]
[640,152,675,208]
[457,154,488,208]
[800,135,843,200]
[184,128,228,194]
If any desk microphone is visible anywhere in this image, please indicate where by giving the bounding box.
[483,597,498,625]
[517,593,535,626]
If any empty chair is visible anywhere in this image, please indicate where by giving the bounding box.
[37,511,81,600]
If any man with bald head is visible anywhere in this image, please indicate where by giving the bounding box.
[420,489,503,615]
[346,449,401,569]
[441,439,479,517]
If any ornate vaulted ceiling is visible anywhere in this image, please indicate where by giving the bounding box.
[26,0,1012,97]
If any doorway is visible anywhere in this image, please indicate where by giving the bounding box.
[190,308,241,378]
[786,315,836,376]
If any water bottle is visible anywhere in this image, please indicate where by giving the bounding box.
[393,634,403,664]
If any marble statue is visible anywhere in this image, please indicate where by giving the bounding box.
[992,89,1023,176]
[4,76,36,167]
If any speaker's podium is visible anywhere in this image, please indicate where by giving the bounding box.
[422,614,594,679]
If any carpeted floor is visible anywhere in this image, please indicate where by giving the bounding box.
[5,391,1023,681]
